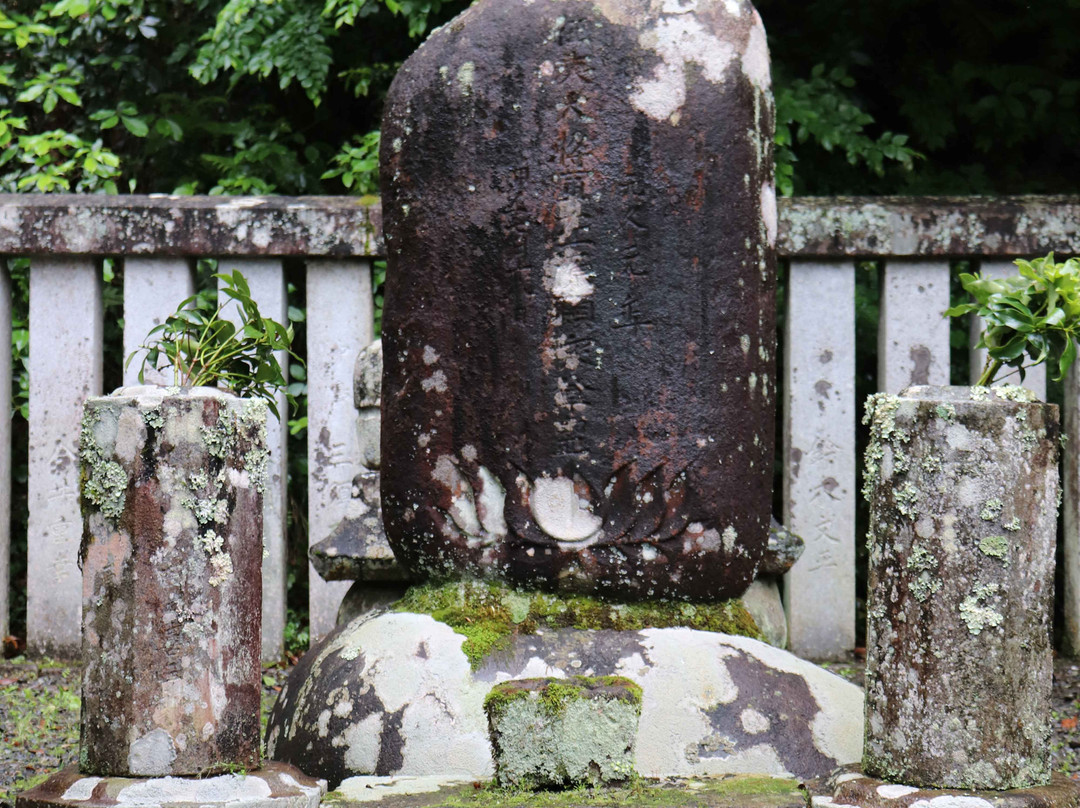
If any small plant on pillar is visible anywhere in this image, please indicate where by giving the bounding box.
[127,269,301,419]
[945,252,1080,386]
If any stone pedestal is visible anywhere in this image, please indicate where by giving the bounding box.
[862,385,1059,790]
[812,767,1080,808]
[78,386,267,777]
[15,763,325,808]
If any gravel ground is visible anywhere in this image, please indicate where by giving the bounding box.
[3,655,1080,807]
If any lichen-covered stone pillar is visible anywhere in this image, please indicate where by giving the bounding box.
[380,0,776,601]
[862,385,1059,790]
[79,387,266,777]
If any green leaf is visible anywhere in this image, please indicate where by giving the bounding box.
[1059,338,1078,382]
[121,116,149,137]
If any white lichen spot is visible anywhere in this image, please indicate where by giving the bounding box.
[456,61,475,96]
[739,707,770,734]
[421,370,448,393]
[630,16,736,122]
[529,475,602,542]
[994,384,1037,403]
[722,525,737,552]
[877,785,920,799]
[423,345,440,365]
[476,466,508,537]
[641,544,658,562]
[760,182,778,246]
[661,0,698,13]
[740,334,751,354]
[542,250,594,305]
[740,19,771,91]
[461,444,478,463]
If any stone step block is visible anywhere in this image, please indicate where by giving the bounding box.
[484,676,642,789]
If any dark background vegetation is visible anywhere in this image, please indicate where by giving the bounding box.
[2,0,1078,653]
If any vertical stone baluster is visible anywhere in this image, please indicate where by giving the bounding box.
[1064,367,1080,656]
[122,258,195,387]
[783,260,855,660]
[969,260,1047,399]
[306,258,373,642]
[219,259,288,661]
[878,260,951,394]
[27,258,102,657]
[0,260,11,641]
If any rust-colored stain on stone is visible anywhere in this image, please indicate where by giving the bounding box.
[380,0,776,600]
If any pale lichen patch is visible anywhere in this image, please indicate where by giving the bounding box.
[959,583,1003,635]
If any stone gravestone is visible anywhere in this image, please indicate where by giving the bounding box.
[380,0,777,601]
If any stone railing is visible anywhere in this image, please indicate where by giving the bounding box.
[1,193,1079,660]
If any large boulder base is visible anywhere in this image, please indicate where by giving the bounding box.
[265,611,862,789]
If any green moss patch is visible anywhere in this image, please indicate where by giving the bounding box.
[323,775,805,808]
[393,580,762,669]
[484,676,643,720]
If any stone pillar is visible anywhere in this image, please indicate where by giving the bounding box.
[79,387,266,777]
[380,0,776,601]
[862,385,1058,790]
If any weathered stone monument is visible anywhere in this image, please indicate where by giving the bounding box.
[18,388,324,808]
[379,0,778,601]
[266,0,865,794]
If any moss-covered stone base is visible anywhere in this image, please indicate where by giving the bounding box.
[485,677,642,789]
[324,775,806,808]
[393,580,762,669]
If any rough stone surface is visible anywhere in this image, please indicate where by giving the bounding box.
[0,194,381,256]
[312,339,407,583]
[336,581,412,625]
[783,261,856,661]
[485,676,641,788]
[379,0,777,601]
[740,578,786,649]
[810,766,1080,808]
[311,470,402,581]
[760,518,804,577]
[862,385,1059,790]
[306,261,374,641]
[329,775,807,808]
[264,611,862,788]
[15,762,325,808]
[4,194,1080,259]
[79,387,267,776]
[27,258,102,659]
